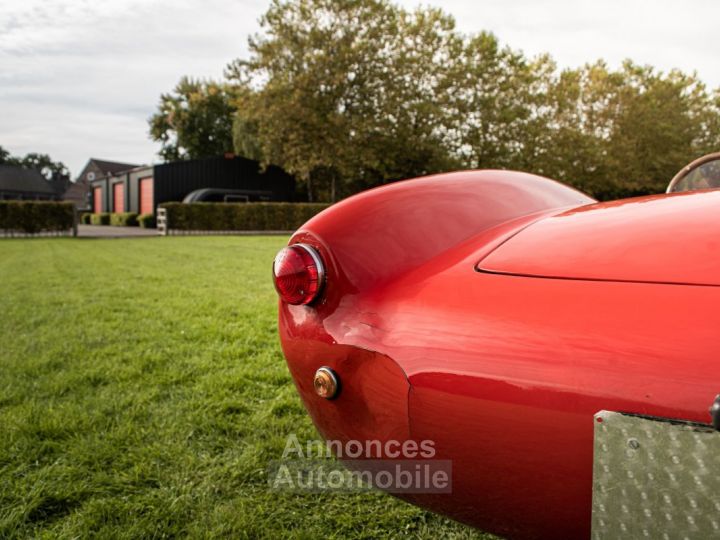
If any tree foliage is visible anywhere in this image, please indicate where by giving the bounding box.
[0,146,69,181]
[0,145,14,165]
[153,0,720,201]
[536,61,720,196]
[149,77,236,161]
[227,0,466,200]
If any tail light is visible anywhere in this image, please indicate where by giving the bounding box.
[273,243,325,305]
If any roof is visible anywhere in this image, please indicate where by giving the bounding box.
[63,181,90,208]
[89,158,140,176]
[0,165,56,195]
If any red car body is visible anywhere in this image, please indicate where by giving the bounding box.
[276,170,720,539]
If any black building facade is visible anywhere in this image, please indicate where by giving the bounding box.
[90,155,296,214]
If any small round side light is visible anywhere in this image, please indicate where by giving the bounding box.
[313,367,339,399]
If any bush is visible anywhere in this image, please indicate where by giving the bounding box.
[137,213,156,228]
[585,179,663,202]
[0,201,75,234]
[90,212,111,225]
[110,212,139,226]
[80,212,92,225]
[159,202,330,232]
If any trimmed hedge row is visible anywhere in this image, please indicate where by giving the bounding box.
[110,212,139,227]
[138,213,156,228]
[90,213,111,225]
[160,202,330,231]
[87,212,147,226]
[0,201,75,234]
[586,180,663,202]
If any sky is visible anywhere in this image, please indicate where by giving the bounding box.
[1,0,718,178]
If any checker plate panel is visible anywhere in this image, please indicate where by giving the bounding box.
[592,410,720,539]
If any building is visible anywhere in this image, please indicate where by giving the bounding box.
[0,165,59,200]
[90,155,296,215]
[64,158,140,211]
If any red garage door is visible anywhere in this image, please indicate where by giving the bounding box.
[139,178,154,214]
[113,183,124,213]
[93,187,102,214]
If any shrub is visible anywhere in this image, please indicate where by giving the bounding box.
[110,212,139,226]
[0,201,75,234]
[586,179,662,202]
[90,212,111,225]
[137,213,156,228]
[159,202,330,232]
[80,212,92,225]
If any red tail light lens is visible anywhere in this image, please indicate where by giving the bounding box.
[273,244,325,305]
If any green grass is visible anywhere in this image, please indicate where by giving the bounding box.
[0,237,492,539]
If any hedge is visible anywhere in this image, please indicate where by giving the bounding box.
[80,212,92,225]
[159,202,330,231]
[586,180,662,202]
[110,212,139,226]
[137,213,156,228]
[90,212,111,226]
[0,201,75,234]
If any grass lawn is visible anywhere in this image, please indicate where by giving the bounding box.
[0,237,493,539]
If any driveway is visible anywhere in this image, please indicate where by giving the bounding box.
[78,225,158,238]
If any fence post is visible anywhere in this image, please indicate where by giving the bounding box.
[157,208,168,236]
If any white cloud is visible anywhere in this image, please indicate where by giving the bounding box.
[1,0,718,177]
[0,0,266,175]
[396,0,719,85]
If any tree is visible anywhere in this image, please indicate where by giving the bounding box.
[149,77,236,161]
[231,85,265,163]
[605,63,718,193]
[0,146,69,181]
[233,113,264,163]
[533,61,720,198]
[19,153,69,181]
[228,0,462,201]
[215,0,720,202]
[0,145,17,165]
[445,33,550,172]
[531,61,626,191]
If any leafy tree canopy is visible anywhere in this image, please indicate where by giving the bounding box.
[152,0,720,201]
[149,77,236,161]
[0,146,70,181]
